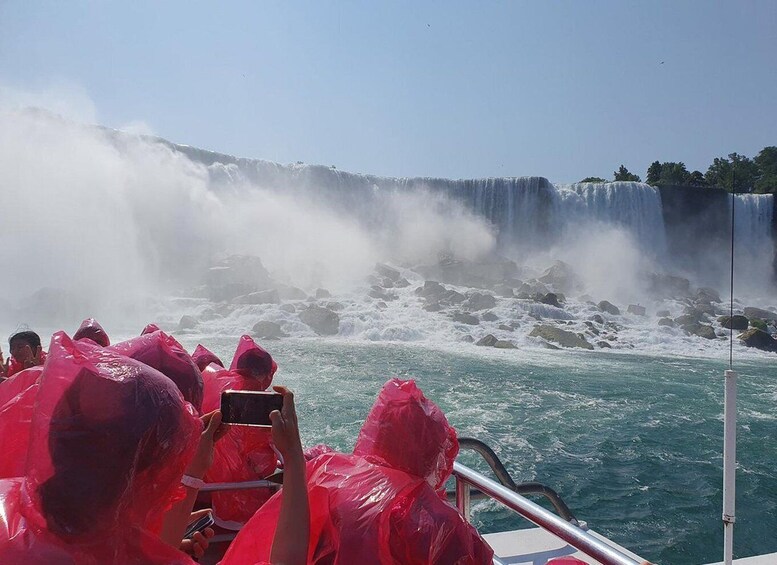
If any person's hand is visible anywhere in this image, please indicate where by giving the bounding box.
[185,410,228,479]
[270,386,303,460]
[0,351,6,379]
[179,509,215,560]
[23,345,42,369]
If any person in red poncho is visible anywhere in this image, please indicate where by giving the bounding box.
[222,378,494,565]
[72,318,111,346]
[3,331,46,379]
[202,335,279,528]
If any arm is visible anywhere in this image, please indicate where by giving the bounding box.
[269,386,309,565]
[160,410,225,547]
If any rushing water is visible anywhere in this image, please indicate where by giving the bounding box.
[175,336,777,565]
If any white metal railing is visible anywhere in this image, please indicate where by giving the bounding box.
[453,462,643,565]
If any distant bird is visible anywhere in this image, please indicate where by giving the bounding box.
[427,23,430,27]
[660,61,664,64]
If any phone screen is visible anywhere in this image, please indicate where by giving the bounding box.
[183,511,215,539]
[221,390,283,426]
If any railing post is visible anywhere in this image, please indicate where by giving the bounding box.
[456,474,471,522]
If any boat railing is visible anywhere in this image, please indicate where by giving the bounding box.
[453,461,641,565]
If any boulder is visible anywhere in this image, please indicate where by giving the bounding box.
[744,307,777,322]
[424,302,443,312]
[598,301,620,316]
[204,255,273,301]
[718,315,749,330]
[178,315,197,330]
[591,314,605,325]
[539,293,561,308]
[369,286,396,301]
[465,292,497,311]
[627,304,646,316]
[234,289,280,305]
[394,277,411,288]
[375,263,401,282]
[583,321,600,335]
[252,320,287,339]
[597,341,612,349]
[442,290,466,305]
[690,324,717,339]
[498,324,513,332]
[675,314,701,327]
[315,288,331,299]
[738,328,777,352]
[537,261,582,293]
[696,287,721,303]
[481,311,499,322]
[658,317,675,327]
[461,335,475,343]
[476,334,498,347]
[451,311,479,325]
[324,301,344,311]
[493,340,517,349]
[647,273,691,298]
[656,310,671,318]
[529,325,594,350]
[494,284,516,298]
[299,306,340,336]
[750,318,768,331]
[276,285,307,300]
[416,281,446,299]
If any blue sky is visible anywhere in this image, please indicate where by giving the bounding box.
[1,0,775,182]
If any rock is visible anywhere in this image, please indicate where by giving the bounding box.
[583,321,600,335]
[498,324,513,331]
[541,342,561,350]
[537,261,582,293]
[424,302,443,312]
[690,324,717,339]
[718,315,749,330]
[750,318,768,331]
[369,286,396,301]
[494,284,515,298]
[178,315,197,330]
[597,340,612,349]
[744,307,777,322]
[647,273,691,298]
[315,288,331,299]
[656,310,671,318]
[252,320,287,339]
[658,317,675,327]
[481,311,499,322]
[476,334,498,347]
[276,285,307,300]
[299,306,340,336]
[464,292,497,311]
[416,281,446,298]
[494,340,517,349]
[529,324,594,350]
[598,301,620,315]
[627,304,646,316]
[675,314,701,327]
[375,263,401,282]
[324,301,344,311]
[461,335,475,343]
[451,311,479,325]
[394,277,411,288]
[234,289,280,305]
[696,287,721,303]
[539,293,561,308]
[376,301,387,309]
[442,290,466,305]
[204,255,273,301]
[690,302,716,317]
[591,314,605,325]
[738,328,777,352]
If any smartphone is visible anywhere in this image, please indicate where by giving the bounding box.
[183,511,215,540]
[221,390,283,427]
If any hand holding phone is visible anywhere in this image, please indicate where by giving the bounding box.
[183,511,215,540]
[221,390,284,427]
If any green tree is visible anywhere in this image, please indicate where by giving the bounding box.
[688,170,707,187]
[658,162,691,185]
[613,165,641,182]
[580,177,608,183]
[705,153,759,192]
[646,161,662,185]
[753,146,777,193]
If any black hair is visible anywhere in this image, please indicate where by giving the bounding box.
[9,330,42,350]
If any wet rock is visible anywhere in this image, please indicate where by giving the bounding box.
[451,311,479,325]
[656,310,671,318]
[494,284,516,298]
[252,320,287,339]
[375,263,401,282]
[696,287,721,304]
[539,293,561,308]
[627,304,646,316]
[376,301,387,309]
[442,290,466,305]
[476,334,498,347]
[690,324,717,339]
[675,314,701,327]
[743,307,777,322]
[591,314,605,325]
[750,318,768,331]
[689,303,716,317]
[481,311,499,322]
[380,277,395,288]
[276,285,307,300]
[280,303,296,313]
[234,289,280,305]
[658,317,675,327]
[299,306,340,336]
[597,340,612,349]
[324,301,344,311]
[647,273,691,298]
[465,292,497,311]
[205,255,273,301]
[529,324,594,350]
[584,321,600,335]
[498,324,513,331]
[416,281,446,298]
[394,277,411,288]
[541,341,561,350]
[315,288,331,299]
[178,315,197,330]
[538,261,582,293]
[718,315,749,330]
[598,301,620,315]
[369,286,396,301]
[738,328,777,352]
[461,335,475,343]
[494,340,517,349]
[424,302,443,312]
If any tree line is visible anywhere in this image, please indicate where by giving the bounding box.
[580,146,777,194]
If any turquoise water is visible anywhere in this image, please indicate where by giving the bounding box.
[181,337,777,565]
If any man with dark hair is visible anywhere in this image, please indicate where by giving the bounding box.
[4,331,46,379]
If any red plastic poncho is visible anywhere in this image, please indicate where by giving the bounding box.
[0,332,202,565]
[141,323,161,335]
[223,379,493,565]
[192,344,224,372]
[0,367,44,479]
[202,336,278,527]
[109,330,204,412]
[73,318,110,347]
[6,350,47,379]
